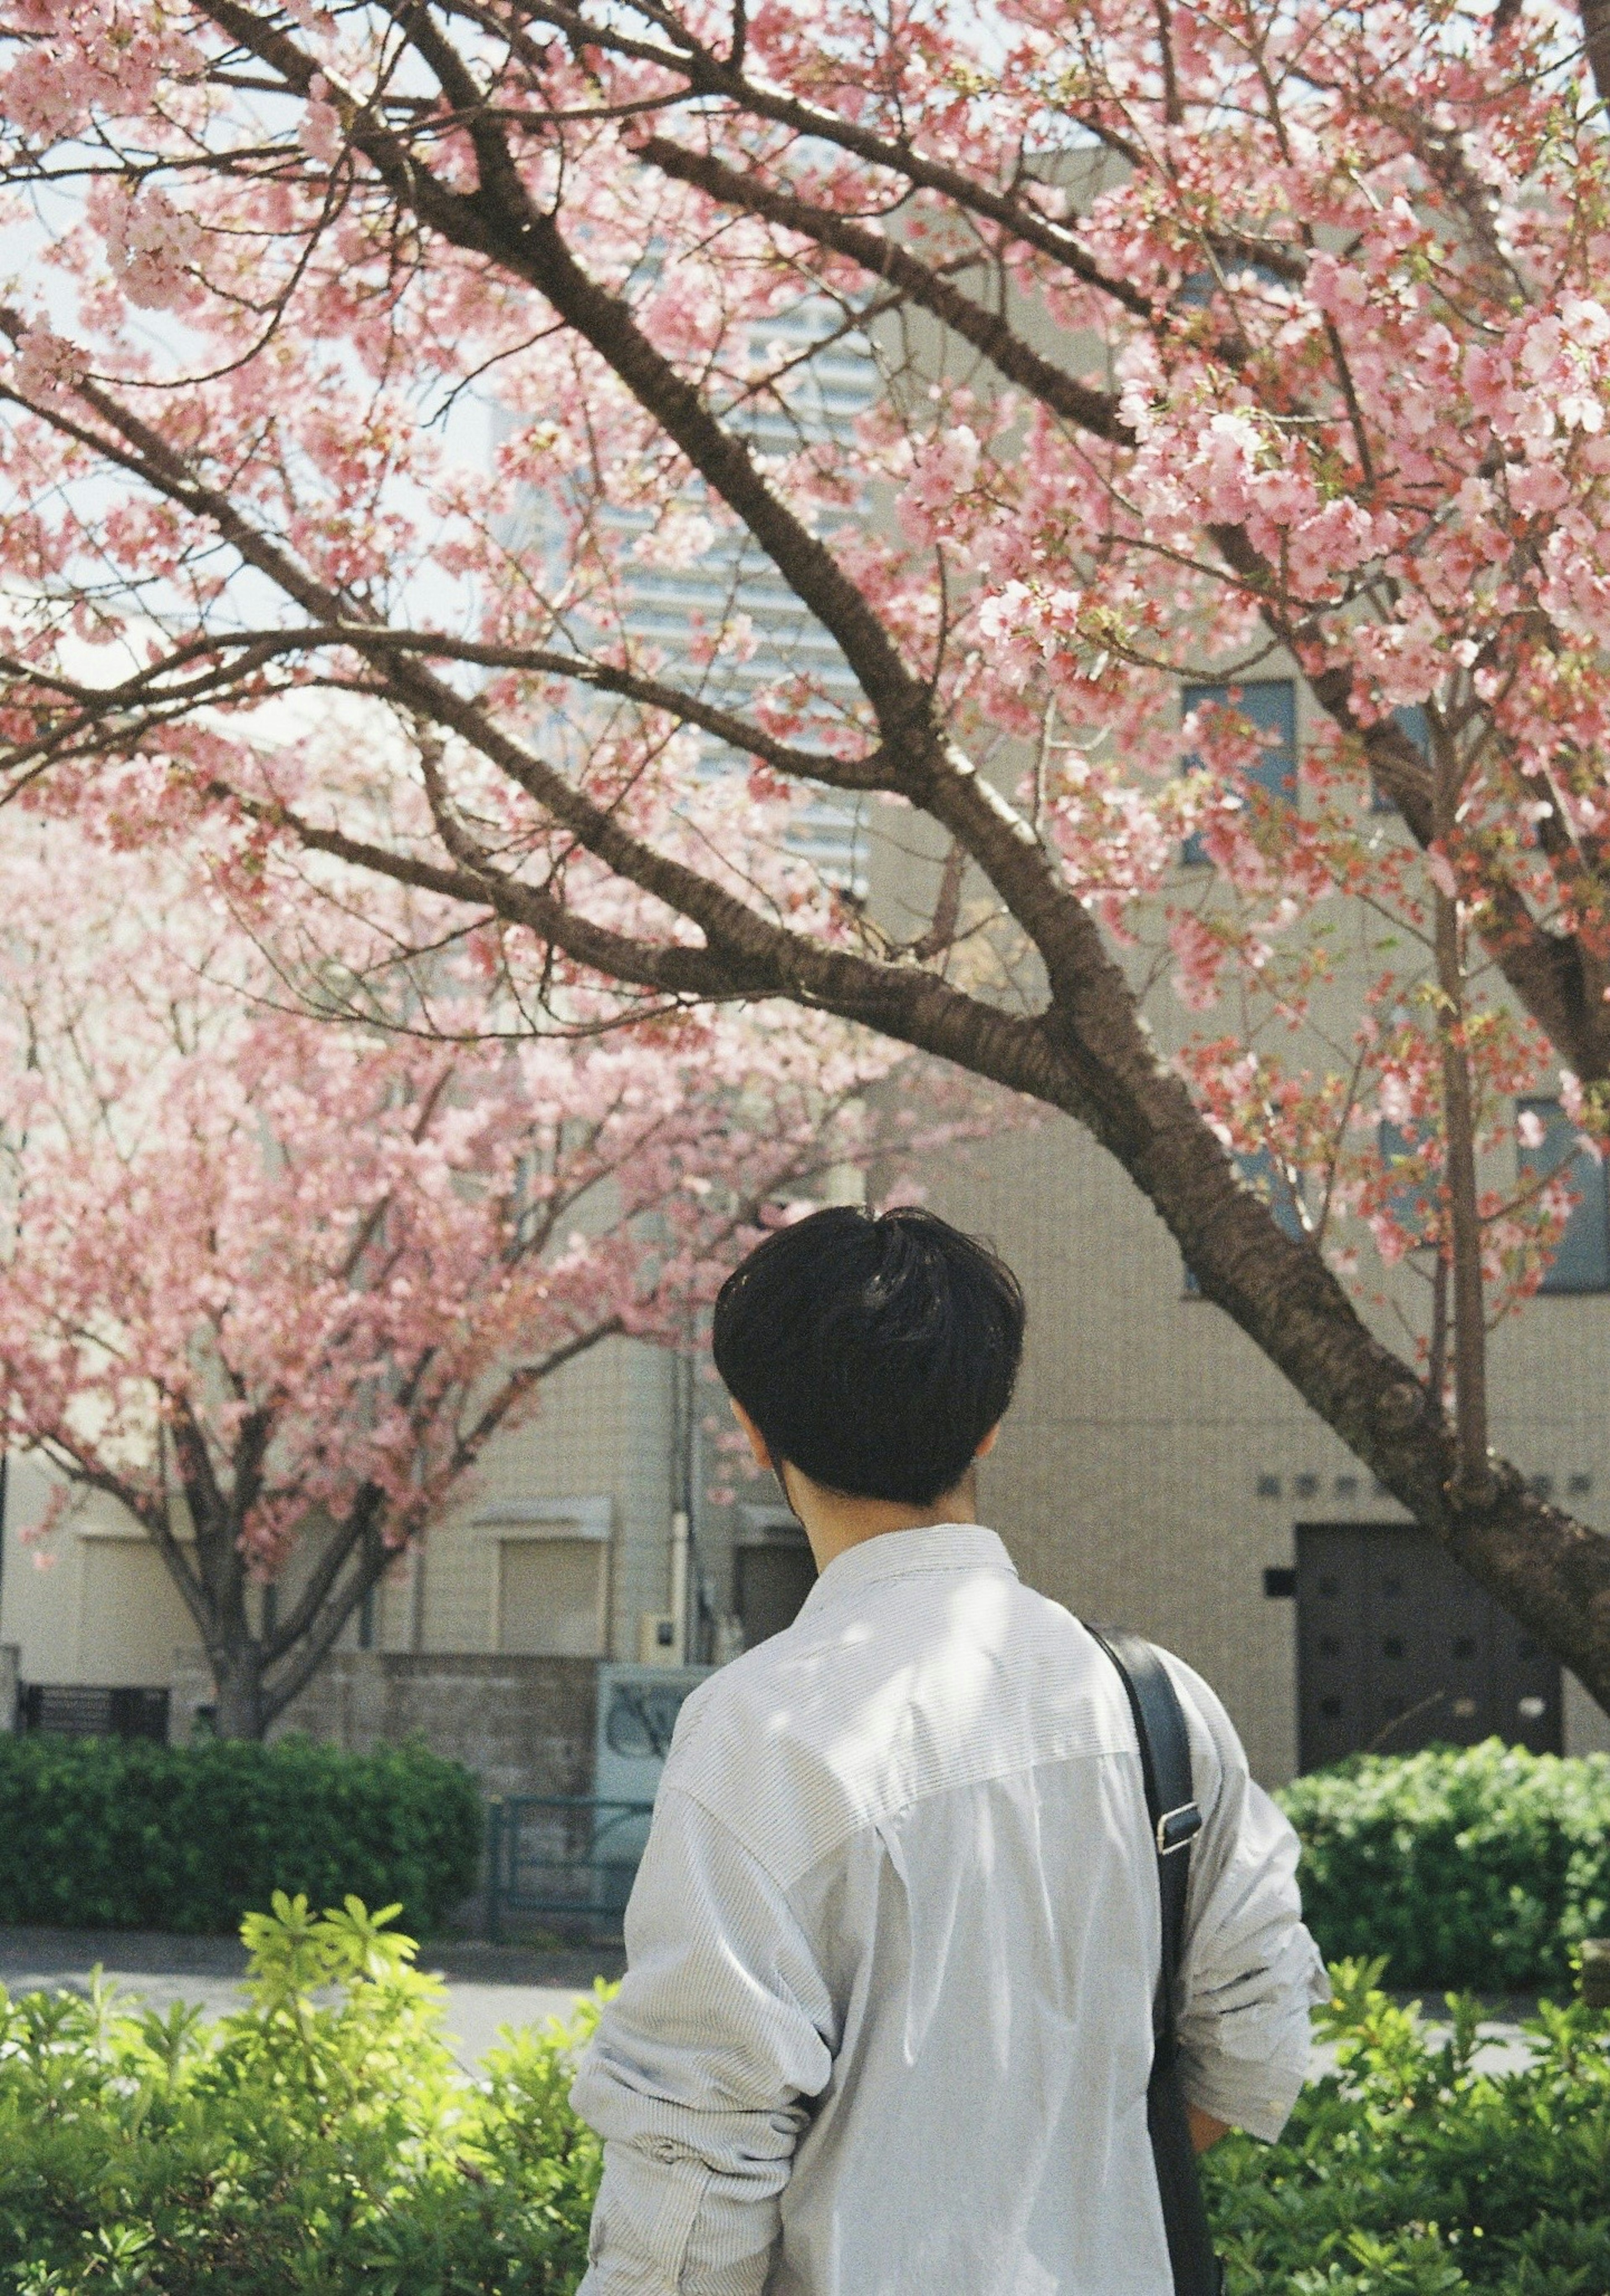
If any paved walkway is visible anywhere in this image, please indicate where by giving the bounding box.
[0,1929,1545,2083]
[0,1927,623,2074]
[1310,2007,1538,2080]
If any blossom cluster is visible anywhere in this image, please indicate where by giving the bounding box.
[0,822,968,1579]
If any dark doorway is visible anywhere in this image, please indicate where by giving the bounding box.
[1296,1523,1560,1771]
[735,1527,816,1650]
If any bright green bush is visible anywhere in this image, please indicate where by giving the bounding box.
[1278,1741,1610,1992]
[0,1735,482,1937]
[1207,1958,1610,2293]
[0,1894,601,2294]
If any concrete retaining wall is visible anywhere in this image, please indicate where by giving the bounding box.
[170,1649,598,1799]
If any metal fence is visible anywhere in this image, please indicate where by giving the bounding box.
[16,1685,170,1742]
[484,1795,656,1942]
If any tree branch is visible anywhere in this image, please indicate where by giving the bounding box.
[262,1482,386,1667]
[260,1505,393,1719]
[636,133,1126,442]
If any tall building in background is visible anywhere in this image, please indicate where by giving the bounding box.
[629,314,876,885]
[505,304,878,888]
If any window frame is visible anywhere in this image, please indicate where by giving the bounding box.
[1180,676,1298,866]
[1516,1096,1610,1295]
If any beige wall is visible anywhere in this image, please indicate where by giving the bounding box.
[919,1106,1610,1781]
[398,1334,678,1662]
[0,1455,204,1691]
[0,1329,685,1695]
[6,1146,1610,1781]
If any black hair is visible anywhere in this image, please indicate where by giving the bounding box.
[711,1205,1025,1507]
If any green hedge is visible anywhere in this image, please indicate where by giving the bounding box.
[1278,1740,1610,1992]
[0,1735,482,1937]
[0,1916,1603,2295]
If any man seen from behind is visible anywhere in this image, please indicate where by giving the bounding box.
[571,1205,1326,2294]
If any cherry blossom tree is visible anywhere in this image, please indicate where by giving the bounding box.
[3,0,1610,1701]
[0,829,937,1736]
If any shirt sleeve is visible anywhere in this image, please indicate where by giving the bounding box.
[569,1783,836,2296]
[1161,1653,1330,2143]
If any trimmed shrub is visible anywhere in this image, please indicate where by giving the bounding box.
[0,1734,482,1937]
[0,1893,600,2293]
[0,1926,1604,2296]
[1278,1740,1610,1992]
[1207,1958,1610,2293]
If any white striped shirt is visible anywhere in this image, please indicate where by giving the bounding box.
[571,1522,1325,2295]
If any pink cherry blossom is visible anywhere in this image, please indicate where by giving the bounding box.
[0,821,988,1733]
[0,0,1605,1682]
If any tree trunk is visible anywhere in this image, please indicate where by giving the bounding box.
[210,1640,268,1740]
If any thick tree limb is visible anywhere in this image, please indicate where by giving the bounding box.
[636,133,1126,442]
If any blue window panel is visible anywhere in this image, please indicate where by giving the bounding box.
[1183,1144,1304,1291]
[1174,261,1293,308]
[1240,1143,1307,1241]
[1182,678,1296,865]
[1370,703,1428,814]
[1378,1118,1432,1243]
[1517,1098,1610,1294]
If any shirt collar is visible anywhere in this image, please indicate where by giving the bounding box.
[797,1522,1018,1618]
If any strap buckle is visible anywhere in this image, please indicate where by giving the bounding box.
[1156,1801,1202,1856]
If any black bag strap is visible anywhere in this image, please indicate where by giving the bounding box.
[1085,1626,1201,2058]
[1085,1624,1223,2296]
